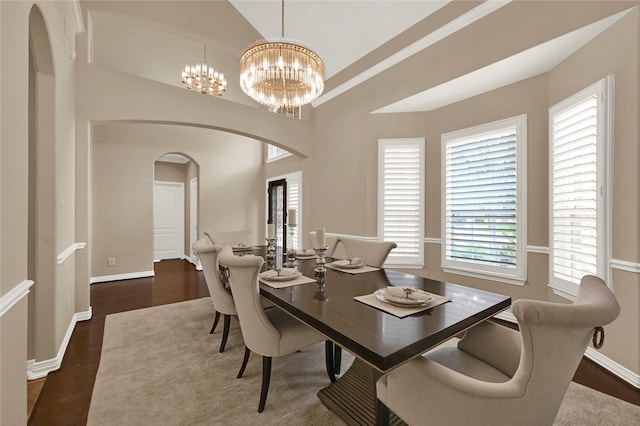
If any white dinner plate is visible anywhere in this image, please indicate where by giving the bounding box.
[374,289,433,307]
[332,260,365,269]
[260,270,302,282]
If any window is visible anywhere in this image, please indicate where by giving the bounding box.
[267,144,291,162]
[442,115,527,285]
[549,76,612,298]
[378,138,425,267]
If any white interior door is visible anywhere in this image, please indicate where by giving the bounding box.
[189,177,199,265]
[153,181,184,261]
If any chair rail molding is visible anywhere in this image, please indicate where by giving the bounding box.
[610,258,640,274]
[26,306,92,379]
[0,280,34,317]
[526,245,549,254]
[57,242,87,265]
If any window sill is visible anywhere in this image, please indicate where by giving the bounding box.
[547,281,578,301]
[442,266,526,286]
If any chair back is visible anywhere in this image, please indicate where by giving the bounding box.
[339,237,397,267]
[309,231,342,258]
[218,248,280,356]
[509,275,620,424]
[205,229,251,246]
[192,238,236,316]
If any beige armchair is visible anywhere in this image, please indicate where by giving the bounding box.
[192,238,236,353]
[339,237,397,267]
[376,275,620,425]
[219,249,333,413]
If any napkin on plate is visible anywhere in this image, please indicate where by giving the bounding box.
[385,286,430,301]
[296,249,316,256]
[263,268,297,278]
[349,257,362,265]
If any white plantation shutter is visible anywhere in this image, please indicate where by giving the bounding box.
[378,139,424,266]
[442,116,526,285]
[287,173,301,248]
[549,76,611,296]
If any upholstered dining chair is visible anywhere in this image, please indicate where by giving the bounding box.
[192,237,236,353]
[330,237,397,376]
[376,275,620,426]
[219,249,333,413]
[205,229,251,247]
[308,231,342,258]
[339,237,397,268]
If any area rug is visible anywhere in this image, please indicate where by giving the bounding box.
[88,298,640,425]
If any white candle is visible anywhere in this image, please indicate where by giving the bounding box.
[287,208,296,226]
[267,223,275,239]
[315,227,326,248]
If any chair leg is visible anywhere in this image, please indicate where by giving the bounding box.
[219,314,231,353]
[376,399,390,426]
[324,341,336,383]
[334,345,342,375]
[237,346,251,378]
[210,311,220,334]
[258,356,272,413]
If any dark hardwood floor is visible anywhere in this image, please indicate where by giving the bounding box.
[28,259,638,425]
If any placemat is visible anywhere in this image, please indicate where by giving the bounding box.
[354,292,452,318]
[326,263,380,274]
[259,274,316,289]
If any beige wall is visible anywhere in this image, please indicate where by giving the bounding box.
[546,8,639,372]
[1,0,81,423]
[91,123,263,278]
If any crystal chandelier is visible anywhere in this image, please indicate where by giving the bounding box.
[181,45,227,96]
[239,0,324,109]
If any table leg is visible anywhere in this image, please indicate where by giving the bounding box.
[317,357,405,426]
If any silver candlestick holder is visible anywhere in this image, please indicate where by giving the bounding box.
[285,224,297,267]
[266,238,276,260]
[314,246,329,275]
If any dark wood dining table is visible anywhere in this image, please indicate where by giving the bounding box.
[239,246,511,425]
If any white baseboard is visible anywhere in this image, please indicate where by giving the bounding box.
[27,307,92,380]
[491,310,639,389]
[585,347,640,388]
[90,270,154,284]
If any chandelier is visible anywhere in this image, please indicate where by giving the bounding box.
[239,0,324,109]
[181,45,227,96]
